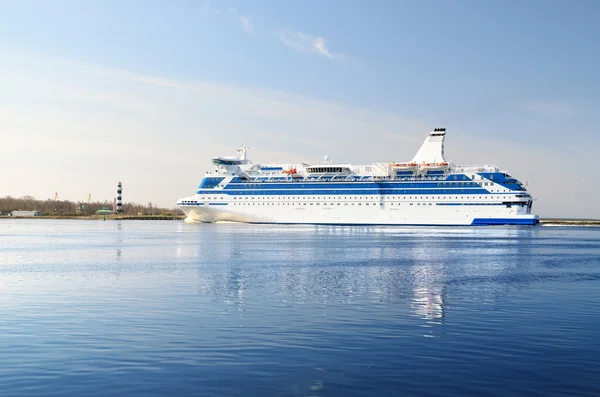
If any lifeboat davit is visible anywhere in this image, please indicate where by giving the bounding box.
[391,162,418,170]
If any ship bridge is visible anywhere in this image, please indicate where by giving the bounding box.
[212,144,250,167]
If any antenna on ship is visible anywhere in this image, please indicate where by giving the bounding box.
[237,143,249,162]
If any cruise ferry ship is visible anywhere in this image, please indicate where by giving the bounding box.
[177,128,538,225]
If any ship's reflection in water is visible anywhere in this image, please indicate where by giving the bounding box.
[407,226,534,335]
[407,237,447,338]
[187,224,535,340]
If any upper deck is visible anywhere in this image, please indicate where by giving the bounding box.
[198,128,528,193]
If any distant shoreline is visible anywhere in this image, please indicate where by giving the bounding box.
[538,219,600,226]
[0,215,185,221]
[1,215,599,226]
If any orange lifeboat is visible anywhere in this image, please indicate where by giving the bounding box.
[420,161,449,169]
[391,162,418,170]
[283,168,297,175]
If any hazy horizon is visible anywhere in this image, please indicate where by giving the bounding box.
[2,1,599,218]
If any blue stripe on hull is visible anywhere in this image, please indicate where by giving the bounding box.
[234,221,535,226]
[192,220,538,226]
[471,218,539,226]
[241,222,473,226]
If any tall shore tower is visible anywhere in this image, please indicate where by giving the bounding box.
[116,182,123,214]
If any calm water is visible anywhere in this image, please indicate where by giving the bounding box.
[1,220,599,396]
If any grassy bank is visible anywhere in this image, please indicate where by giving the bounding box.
[1,214,186,220]
[538,218,600,226]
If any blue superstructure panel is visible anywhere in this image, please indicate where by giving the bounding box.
[443,174,471,181]
[260,167,283,171]
[199,177,225,189]
[196,187,493,196]
[471,218,538,226]
[477,172,524,191]
[223,180,485,190]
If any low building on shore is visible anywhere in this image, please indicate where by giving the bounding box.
[95,207,114,215]
[9,210,41,217]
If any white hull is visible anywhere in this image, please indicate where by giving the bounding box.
[179,196,537,226]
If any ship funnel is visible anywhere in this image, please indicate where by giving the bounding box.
[411,128,447,164]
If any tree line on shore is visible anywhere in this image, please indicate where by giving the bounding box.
[0,195,180,216]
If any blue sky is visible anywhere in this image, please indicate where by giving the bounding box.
[1,0,599,217]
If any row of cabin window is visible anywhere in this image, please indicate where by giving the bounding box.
[229,202,510,207]
[198,195,508,200]
[306,167,346,173]
[209,193,505,200]
[233,202,399,206]
[437,182,494,187]
[199,189,503,195]
[228,181,492,188]
[234,202,379,206]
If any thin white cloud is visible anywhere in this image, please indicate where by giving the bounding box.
[239,16,254,35]
[313,36,332,58]
[521,99,576,117]
[277,30,344,60]
[203,1,220,15]
[227,8,255,35]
